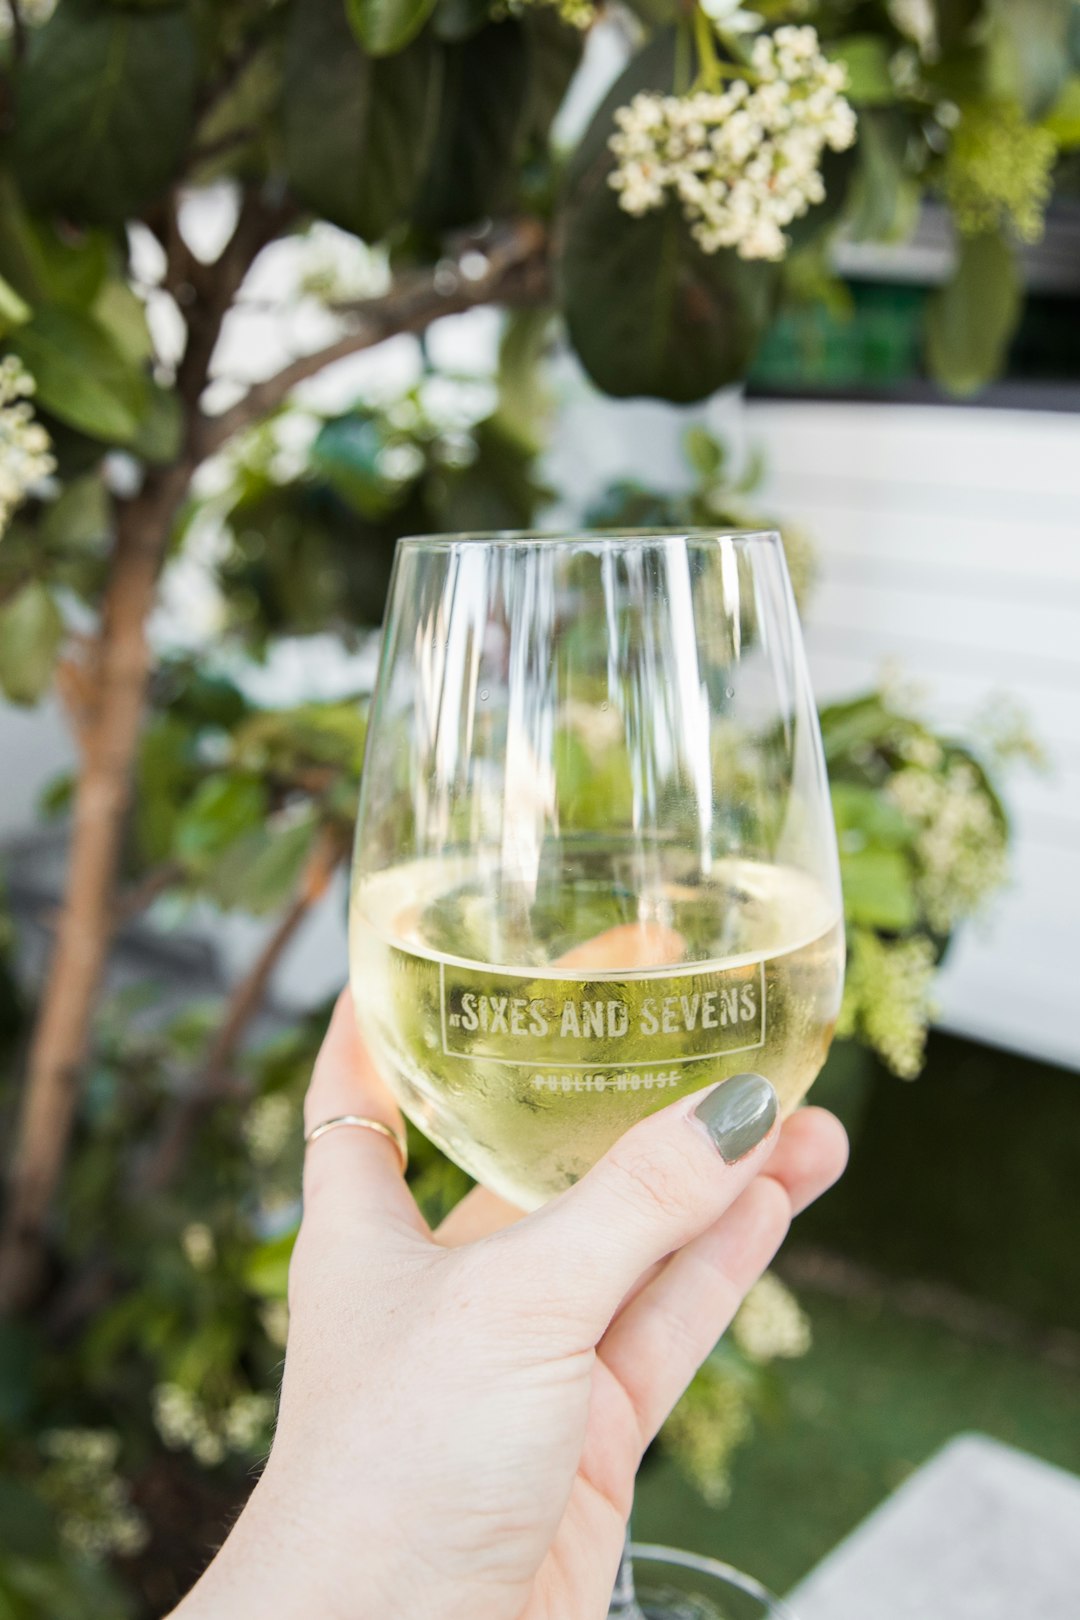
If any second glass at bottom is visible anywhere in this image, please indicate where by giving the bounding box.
[628,1544,797,1620]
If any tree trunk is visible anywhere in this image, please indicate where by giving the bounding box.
[0,465,189,1312]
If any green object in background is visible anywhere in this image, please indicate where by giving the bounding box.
[802,1030,1080,1332]
[750,283,927,390]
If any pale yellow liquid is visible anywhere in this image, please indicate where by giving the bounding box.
[350,848,844,1209]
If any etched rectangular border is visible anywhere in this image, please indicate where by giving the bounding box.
[439,960,767,1069]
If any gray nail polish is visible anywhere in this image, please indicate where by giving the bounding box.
[694,1073,778,1163]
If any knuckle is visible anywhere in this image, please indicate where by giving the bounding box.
[754,1170,794,1237]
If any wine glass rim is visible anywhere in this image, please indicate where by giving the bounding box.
[396,527,781,550]
[629,1542,798,1617]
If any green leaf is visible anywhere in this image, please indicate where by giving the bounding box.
[819,692,895,762]
[829,35,895,104]
[14,0,199,225]
[38,472,110,553]
[845,109,917,242]
[1043,75,1080,145]
[435,414,550,531]
[176,774,270,870]
[0,583,63,706]
[244,1227,297,1299]
[840,847,918,931]
[554,725,633,829]
[192,39,283,183]
[925,230,1021,397]
[130,382,183,464]
[831,781,915,851]
[0,273,31,337]
[346,0,438,56]
[136,715,196,862]
[495,307,555,455]
[92,277,153,365]
[284,0,441,241]
[203,812,319,913]
[414,21,531,231]
[0,1481,57,1563]
[987,0,1072,117]
[10,304,147,444]
[310,415,400,517]
[0,173,111,310]
[932,0,982,51]
[558,32,778,402]
[0,1322,38,1428]
[683,425,725,482]
[520,8,585,145]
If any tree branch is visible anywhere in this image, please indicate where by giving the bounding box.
[113,863,186,927]
[0,186,285,1315]
[8,0,27,61]
[135,826,346,1198]
[177,188,296,430]
[194,219,551,461]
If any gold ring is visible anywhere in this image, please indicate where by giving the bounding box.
[304,1114,408,1173]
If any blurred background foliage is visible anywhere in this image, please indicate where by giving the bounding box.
[0,0,1067,1611]
[0,347,1029,1612]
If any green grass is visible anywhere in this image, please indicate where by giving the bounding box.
[635,1030,1080,1594]
[636,1287,1080,1595]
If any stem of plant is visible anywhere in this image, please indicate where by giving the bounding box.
[0,467,190,1312]
[0,206,551,1317]
[0,192,278,1314]
[691,10,760,92]
[693,6,723,91]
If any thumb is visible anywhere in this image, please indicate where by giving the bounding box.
[493,1072,780,1346]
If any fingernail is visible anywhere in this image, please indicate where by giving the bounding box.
[693,1073,778,1163]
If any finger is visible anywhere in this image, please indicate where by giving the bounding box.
[609,1105,848,1316]
[300,990,426,1240]
[599,1107,848,1446]
[496,1072,780,1346]
[435,1185,524,1247]
[766,1106,848,1215]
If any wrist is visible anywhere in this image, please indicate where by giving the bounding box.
[170,1464,401,1620]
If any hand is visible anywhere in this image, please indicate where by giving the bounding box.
[173,992,847,1620]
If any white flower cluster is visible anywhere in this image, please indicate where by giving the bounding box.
[663,1359,752,1507]
[504,0,595,30]
[838,929,938,1078]
[153,1382,276,1468]
[888,758,1007,933]
[242,1091,296,1165]
[609,26,857,261]
[0,355,55,536]
[181,1221,216,1271]
[260,1297,291,1348]
[733,1271,811,1362]
[39,1428,148,1562]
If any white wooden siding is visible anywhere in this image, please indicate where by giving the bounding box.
[748,400,1080,1072]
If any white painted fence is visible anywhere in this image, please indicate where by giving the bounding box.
[752,400,1080,1072]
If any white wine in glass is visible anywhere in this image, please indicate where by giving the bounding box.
[352,848,841,1209]
[350,530,843,1207]
[348,529,844,1609]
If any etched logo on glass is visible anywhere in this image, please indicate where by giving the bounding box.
[440,962,767,1069]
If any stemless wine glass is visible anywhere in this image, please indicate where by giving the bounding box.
[348,529,843,1612]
